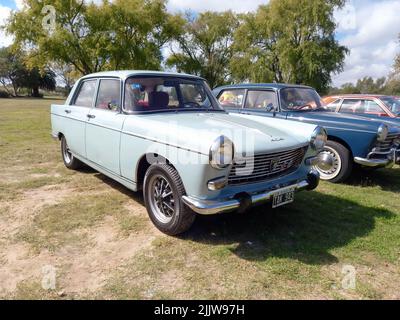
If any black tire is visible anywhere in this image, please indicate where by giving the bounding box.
[316,140,353,183]
[143,163,196,235]
[61,136,82,170]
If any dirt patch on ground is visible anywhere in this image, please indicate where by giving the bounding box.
[0,179,164,298]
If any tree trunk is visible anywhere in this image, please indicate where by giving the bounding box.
[32,85,40,97]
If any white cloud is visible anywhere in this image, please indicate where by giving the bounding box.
[0,5,13,48]
[167,0,268,13]
[332,0,400,86]
[14,0,24,10]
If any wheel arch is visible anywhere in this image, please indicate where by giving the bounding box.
[327,135,353,158]
[135,153,179,190]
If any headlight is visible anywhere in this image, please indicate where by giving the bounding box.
[377,124,388,142]
[310,126,327,151]
[209,136,234,169]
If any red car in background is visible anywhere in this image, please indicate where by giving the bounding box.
[322,94,400,118]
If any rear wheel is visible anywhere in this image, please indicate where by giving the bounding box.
[143,163,196,236]
[315,140,353,183]
[61,136,82,170]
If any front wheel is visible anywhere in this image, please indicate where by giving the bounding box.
[143,163,196,236]
[314,140,353,183]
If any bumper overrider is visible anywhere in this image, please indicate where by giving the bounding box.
[354,147,400,168]
[182,170,320,215]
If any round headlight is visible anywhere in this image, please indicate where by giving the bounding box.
[209,136,234,169]
[377,124,388,142]
[310,126,327,151]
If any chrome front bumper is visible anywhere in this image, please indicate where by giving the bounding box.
[354,147,400,168]
[182,170,320,215]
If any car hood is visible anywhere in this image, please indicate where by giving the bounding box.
[124,112,316,155]
[287,110,400,133]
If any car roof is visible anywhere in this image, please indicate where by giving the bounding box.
[215,83,313,91]
[80,70,205,81]
[325,94,394,99]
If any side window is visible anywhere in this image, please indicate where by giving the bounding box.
[95,79,121,111]
[245,90,278,111]
[364,100,385,115]
[218,89,245,108]
[73,80,97,108]
[326,99,341,111]
[340,99,365,114]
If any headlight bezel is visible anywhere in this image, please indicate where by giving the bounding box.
[377,124,389,142]
[310,126,327,151]
[209,136,234,170]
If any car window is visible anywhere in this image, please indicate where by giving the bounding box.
[326,99,341,111]
[218,89,245,108]
[364,100,385,114]
[74,80,97,108]
[340,99,365,113]
[95,79,121,111]
[245,90,278,111]
[123,77,221,113]
[280,88,324,111]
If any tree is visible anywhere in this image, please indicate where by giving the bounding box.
[5,0,183,75]
[231,0,348,94]
[166,11,239,88]
[356,76,386,94]
[0,47,24,96]
[15,68,56,97]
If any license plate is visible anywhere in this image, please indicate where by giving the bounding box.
[272,187,295,208]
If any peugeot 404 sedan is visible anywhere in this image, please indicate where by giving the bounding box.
[51,71,325,235]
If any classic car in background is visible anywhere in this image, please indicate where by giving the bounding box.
[214,84,400,183]
[51,71,325,235]
[322,94,400,119]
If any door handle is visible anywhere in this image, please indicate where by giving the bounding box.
[87,114,96,119]
[64,109,71,114]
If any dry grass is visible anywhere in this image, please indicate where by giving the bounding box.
[0,97,399,299]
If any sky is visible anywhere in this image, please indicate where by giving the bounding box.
[0,0,399,87]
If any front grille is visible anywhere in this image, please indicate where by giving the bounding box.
[375,133,400,153]
[228,146,307,185]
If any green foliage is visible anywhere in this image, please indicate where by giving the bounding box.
[0,46,25,96]
[6,0,183,75]
[231,0,348,94]
[329,76,400,95]
[166,11,239,88]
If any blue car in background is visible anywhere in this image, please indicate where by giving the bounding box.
[213,84,400,183]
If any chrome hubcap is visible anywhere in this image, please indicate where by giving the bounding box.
[63,140,72,164]
[315,147,342,180]
[149,174,175,224]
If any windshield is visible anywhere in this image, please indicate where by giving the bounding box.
[381,96,400,114]
[280,88,326,111]
[124,77,222,113]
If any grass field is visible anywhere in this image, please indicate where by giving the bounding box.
[0,97,399,299]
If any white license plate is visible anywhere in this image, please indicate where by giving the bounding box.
[272,187,295,208]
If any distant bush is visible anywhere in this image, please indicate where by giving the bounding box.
[0,91,10,98]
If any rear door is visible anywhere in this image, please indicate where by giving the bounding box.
[85,78,126,175]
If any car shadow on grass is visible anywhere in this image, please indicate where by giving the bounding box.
[345,166,400,193]
[184,190,395,266]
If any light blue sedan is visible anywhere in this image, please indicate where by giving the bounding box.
[51,71,326,235]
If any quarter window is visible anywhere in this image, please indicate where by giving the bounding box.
[245,90,278,111]
[218,89,245,108]
[74,80,97,108]
[95,79,121,111]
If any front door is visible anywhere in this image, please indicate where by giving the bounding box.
[85,78,126,175]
